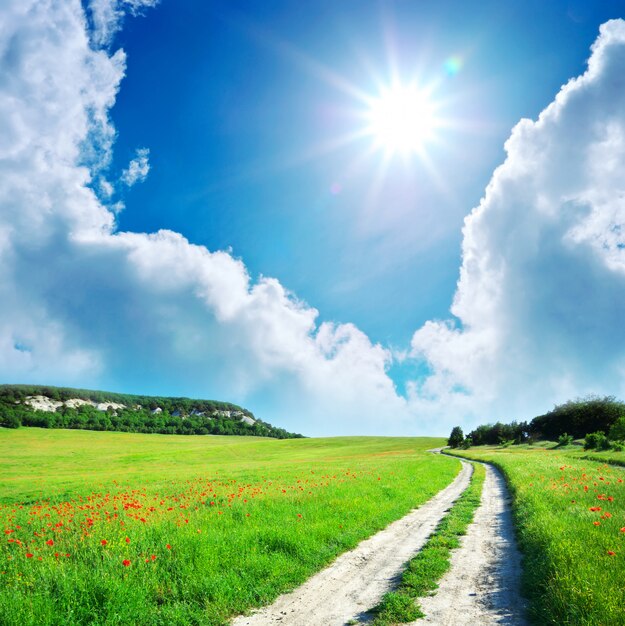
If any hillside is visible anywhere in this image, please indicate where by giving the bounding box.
[0,384,303,439]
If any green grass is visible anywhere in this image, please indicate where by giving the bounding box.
[450,445,625,625]
[0,428,458,625]
[370,462,485,625]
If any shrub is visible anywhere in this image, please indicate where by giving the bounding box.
[461,437,472,450]
[556,433,574,447]
[584,431,609,450]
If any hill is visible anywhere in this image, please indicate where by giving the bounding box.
[0,384,303,439]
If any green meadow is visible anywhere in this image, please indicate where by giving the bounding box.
[0,428,457,625]
[451,445,625,625]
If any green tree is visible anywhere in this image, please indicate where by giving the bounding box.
[448,426,464,448]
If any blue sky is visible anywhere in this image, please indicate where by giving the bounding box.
[111,0,620,350]
[3,0,625,435]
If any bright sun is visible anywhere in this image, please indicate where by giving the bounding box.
[366,84,438,155]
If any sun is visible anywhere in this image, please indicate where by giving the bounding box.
[366,84,439,155]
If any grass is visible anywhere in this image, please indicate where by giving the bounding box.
[369,462,485,625]
[450,445,625,625]
[0,428,459,625]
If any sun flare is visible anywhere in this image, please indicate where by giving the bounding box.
[366,84,438,155]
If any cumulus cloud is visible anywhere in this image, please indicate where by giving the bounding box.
[4,0,625,436]
[0,0,404,435]
[121,148,150,186]
[410,19,625,429]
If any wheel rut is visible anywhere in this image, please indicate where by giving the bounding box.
[414,462,527,625]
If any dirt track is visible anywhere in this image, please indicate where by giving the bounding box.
[415,462,527,625]
[231,459,472,626]
[231,456,527,626]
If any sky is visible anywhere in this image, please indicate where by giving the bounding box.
[3,0,625,436]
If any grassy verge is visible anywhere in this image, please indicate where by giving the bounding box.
[0,428,459,626]
[449,446,625,625]
[369,461,485,625]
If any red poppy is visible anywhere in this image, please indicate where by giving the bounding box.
[46,539,54,546]
[594,521,601,526]
[122,559,131,567]
[608,551,616,556]
[125,537,130,544]
[166,544,171,550]
[101,539,107,546]
[26,553,33,558]
[589,506,602,512]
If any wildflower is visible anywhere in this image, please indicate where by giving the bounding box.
[26,553,33,558]
[166,544,171,550]
[125,537,130,544]
[122,559,131,567]
[608,551,616,556]
[100,539,107,546]
[589,506,602,512]
[46,539,54,546]
[594,521,601,526]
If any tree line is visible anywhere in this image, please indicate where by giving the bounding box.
[448,395,625,449]
[0,385,304,439]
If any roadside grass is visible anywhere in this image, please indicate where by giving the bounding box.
[0,428,459,626]
[370,462,485,625]
[449,445,625,625]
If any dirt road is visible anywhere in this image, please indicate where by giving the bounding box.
[231,459,472,626]
[415,462,527,625]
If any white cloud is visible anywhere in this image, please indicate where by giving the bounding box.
[4,1,625,436]
[410,19,625,429]
[121,147,150,186]
[0,0,405,436]
[88,0,160,48]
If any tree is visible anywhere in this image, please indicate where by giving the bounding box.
[609,416,625,441]
[448,426,464,448]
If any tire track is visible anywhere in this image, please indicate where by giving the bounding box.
[414,462,527,625]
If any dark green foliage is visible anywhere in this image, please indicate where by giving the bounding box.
[556,432,574,447]
[447,426,464,448]
[0,384,303,439]
[530,395,625,440]
[609,416,625,441]
[460,436,472,449]
[467,420,529,446]
[584,431,610,451]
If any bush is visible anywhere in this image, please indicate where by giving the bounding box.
[461,437,472,449]
[556,433,574,447]
[612,441,624,452]
[0,413,22,429]
[584,431,609,451]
